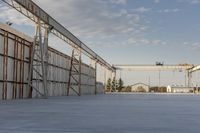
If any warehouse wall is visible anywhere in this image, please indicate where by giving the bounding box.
[0,23,104,100]
[0,26,31,100]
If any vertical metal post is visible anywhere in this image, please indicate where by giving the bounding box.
[67,48,82,96]
[90,59,97,95]
[2,31,8,100]
[28,44,33,98]
[12,36,17,99]
[22,42,25,98]
[185,71,187,87]
[187,70,192,87]
[94,62,97,95]
[19,40,22,98]
[104,67,107,93]
[28,19,49,98]
[78,51,82,96]
[158,70,161,87]
[43,25,49,97]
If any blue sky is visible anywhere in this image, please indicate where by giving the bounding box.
[0,0,200,86]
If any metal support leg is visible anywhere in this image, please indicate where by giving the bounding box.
[28,19,49,98]
[104,67,107,93]
[90,59,97,95]
[94,62,97,95]
[187,71,192,87]
[2,31,8,100]
[67,48,82,96]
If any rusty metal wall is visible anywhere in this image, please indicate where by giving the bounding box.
[0,25,103,100]
[0,28,31,100]
[32,47,97,97]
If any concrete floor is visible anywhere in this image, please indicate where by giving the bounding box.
[0,93,200,133]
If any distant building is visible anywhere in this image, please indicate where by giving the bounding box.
[131,83,150,92]
[167,85,193,93]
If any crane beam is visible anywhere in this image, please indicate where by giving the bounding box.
[2,0,114,71]
[114,64,193,71]
[189,65,200,73]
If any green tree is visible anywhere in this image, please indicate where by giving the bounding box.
[118,78,124,92]
[111,77,117,92]
[106,78,111,92]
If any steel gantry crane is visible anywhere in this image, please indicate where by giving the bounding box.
[113,64,194,87]
[2,0,115,98]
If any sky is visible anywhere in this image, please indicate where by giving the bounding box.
[0,0,200,86]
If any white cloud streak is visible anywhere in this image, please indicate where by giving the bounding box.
[182,41,200,50]
[158,8,180,13]
[154,0,160,4]
[178,0,200,4]
[110,0,127,5]
[133,7,151,13]
[32,0,142,38]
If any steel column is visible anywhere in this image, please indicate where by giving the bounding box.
[187,70,192,87]
[104,67,107,93]
[12,36,17,99]
[90,59,97,95]
[67,49,82,96]
[2,31,8,100]
[27,19,49,98]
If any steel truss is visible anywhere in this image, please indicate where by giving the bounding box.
[28,19,49,98]
[114,64,194,87]
[67,49,81,96]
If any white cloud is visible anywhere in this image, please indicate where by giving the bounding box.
[32,0,142,39]
[154,0,160,4]
[133,7,151,13]
[110,0,127,5]
[178,0,200,4]
[182,41,200,50]
[158,8,180,13]
[191,42,200,49]
[86,37,167,48]
[127,38,167,46]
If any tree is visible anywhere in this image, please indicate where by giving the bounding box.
[106,78,111,92]
[111,77,117,92]
[117,78,124,92]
